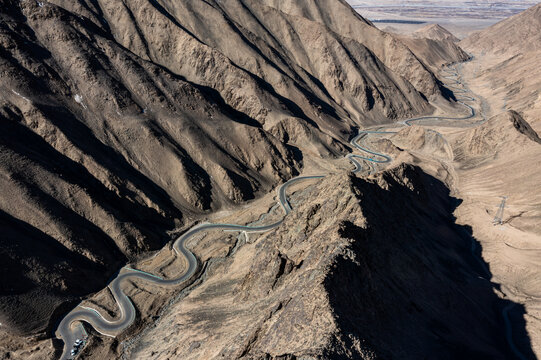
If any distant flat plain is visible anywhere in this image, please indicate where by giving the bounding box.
[346,0,539,38]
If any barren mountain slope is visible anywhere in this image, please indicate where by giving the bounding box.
[381,110,541,358]
[460,3,541,125]
[0,0,298,335]
[452,110,541,235]
[450,111,541,357]
[441,7,541,352]
[0,0,453,337]
[402,24,471,71]
[461,3,541,56]
[395,24,470,73]
[67,0,443,124]
[413,24,460,42]
[256,0,447,99]
[399,34,470,72]
[126,165,516,360]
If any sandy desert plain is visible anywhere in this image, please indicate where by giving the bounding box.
[348,0,540,38]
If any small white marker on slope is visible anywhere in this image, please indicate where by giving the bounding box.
[74,94,87,109]
[11,89,30,102]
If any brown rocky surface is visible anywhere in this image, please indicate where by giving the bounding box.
[113,5,541,359]
[460,3,541,129]
[380,111,541,358]
[124,165,517,359]
[455,14,541,347]
[399,24,470,72]
[3,1,541,359]
[460,3,541,57]
[449,111,541,358]
[235,0,447,100]
[413,24,460,42]
[391,125,453,161]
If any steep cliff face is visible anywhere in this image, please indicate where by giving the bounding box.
[0,0,448,336]
[127,165,512,359]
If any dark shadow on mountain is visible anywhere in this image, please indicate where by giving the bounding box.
[141,0,340,127]
[285,144,304,171]
[418,88,429,102]
[185,82,263,128]
[438,80,458,102]
[0,210,118,335]
[365,85,376,111]
[146,0,202,43]
[303,70,341,108]
[144,120,213,210]
[1,111,178,237]
[0,107,181,336]
[30,103,182,224]
[324,165,535,359]
[286,77,343,125]
[225,168,257,201]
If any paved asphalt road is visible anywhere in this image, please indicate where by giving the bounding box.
[56,173,327,359]
[56,61,524,360]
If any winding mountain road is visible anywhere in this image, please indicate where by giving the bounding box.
[56,174,324,359]
[56,62,525,360]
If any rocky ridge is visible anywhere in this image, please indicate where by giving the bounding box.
[125,165,513,360]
